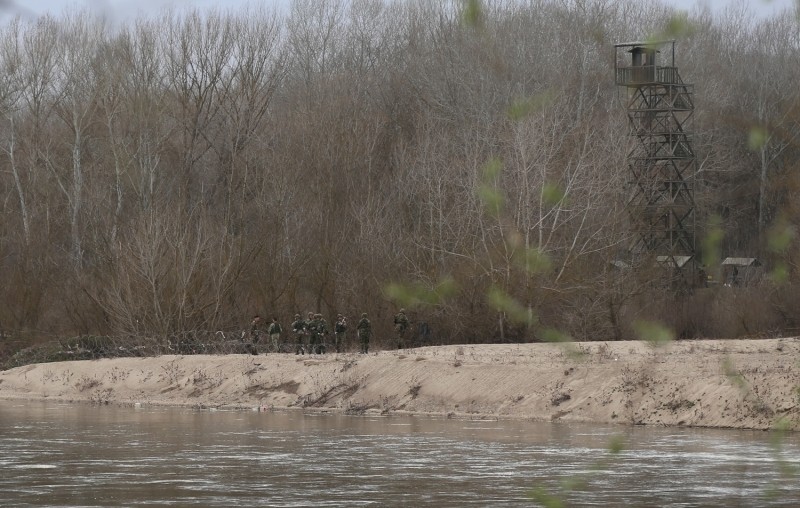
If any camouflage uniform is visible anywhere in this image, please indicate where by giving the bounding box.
[308,313,320,354]
[393,309,410,349]
[334,314,347,353]
[248,315,263,355]
[315,314,329,354]
[305,312,316,353]
[292,314,306,355]
[250,315,263,343]
[357,313,371,354]
[267,318,282,352]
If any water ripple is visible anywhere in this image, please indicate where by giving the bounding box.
[1,402,799,506]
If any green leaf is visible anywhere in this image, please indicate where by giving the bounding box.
[487,286,536,327]
[722,357,747,390]
[507,89,557,121]
[385,277,459,308]
[478,185,505,217]
[560,476,586,491]
[701,214,723,268]
[540,327,573,343]
[769,263,789,284]
[663,13,696,39]
[764,219,794,283]
[748,126,769,151]
[542,182,565,206]
[478,158,504,216]
[461,0,483,28]
[767,220,794,253]
[515,247,552,274]
[607,435,625,454]
[529,486,565,508]
[633,320,674,347]
[482,157,503,181]
[646,13,697,43]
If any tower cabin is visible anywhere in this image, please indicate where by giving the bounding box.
[614,40,678,86]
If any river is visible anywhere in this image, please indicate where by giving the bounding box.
[1,401,798,506]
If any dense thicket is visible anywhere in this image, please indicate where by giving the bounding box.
[1,0,799,352]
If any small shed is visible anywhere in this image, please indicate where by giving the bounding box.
[610,259,631,270]
[655,255,693,268]
[721,257,761,286]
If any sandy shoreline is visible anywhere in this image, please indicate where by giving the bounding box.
[1,339,798,430]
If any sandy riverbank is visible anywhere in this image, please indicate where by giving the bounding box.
[1,339,798,430]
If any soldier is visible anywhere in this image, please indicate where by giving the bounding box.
[307,313,320,354]
[292,314,306,355]
[267,317,282,353]
[334,314,347,353]
[357,313,371,354]
[393,308,410,349]
[305,312,316,353]
[315,313,329,354]
[248,315,263,355]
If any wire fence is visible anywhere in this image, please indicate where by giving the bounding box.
[2,324,444,371]
[1,330,290,370]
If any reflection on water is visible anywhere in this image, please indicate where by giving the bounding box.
[1,401,798,506]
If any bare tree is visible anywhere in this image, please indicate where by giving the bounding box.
[161,8,234,208]
[44,12,105,269]
[0,21,28,244]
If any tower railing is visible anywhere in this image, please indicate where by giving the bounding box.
[615,65,681,86]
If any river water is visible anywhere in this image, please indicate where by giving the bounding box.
[1,401,799,507]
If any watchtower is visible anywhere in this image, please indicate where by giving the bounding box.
[614,40,696,278]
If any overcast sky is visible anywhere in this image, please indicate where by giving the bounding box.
[0,0,796,23]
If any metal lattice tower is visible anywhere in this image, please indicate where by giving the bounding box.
[614,40,696,269]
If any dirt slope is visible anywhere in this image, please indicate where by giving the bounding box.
[1,339,798,430]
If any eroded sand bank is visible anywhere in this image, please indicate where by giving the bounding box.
[1,339,798,430]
